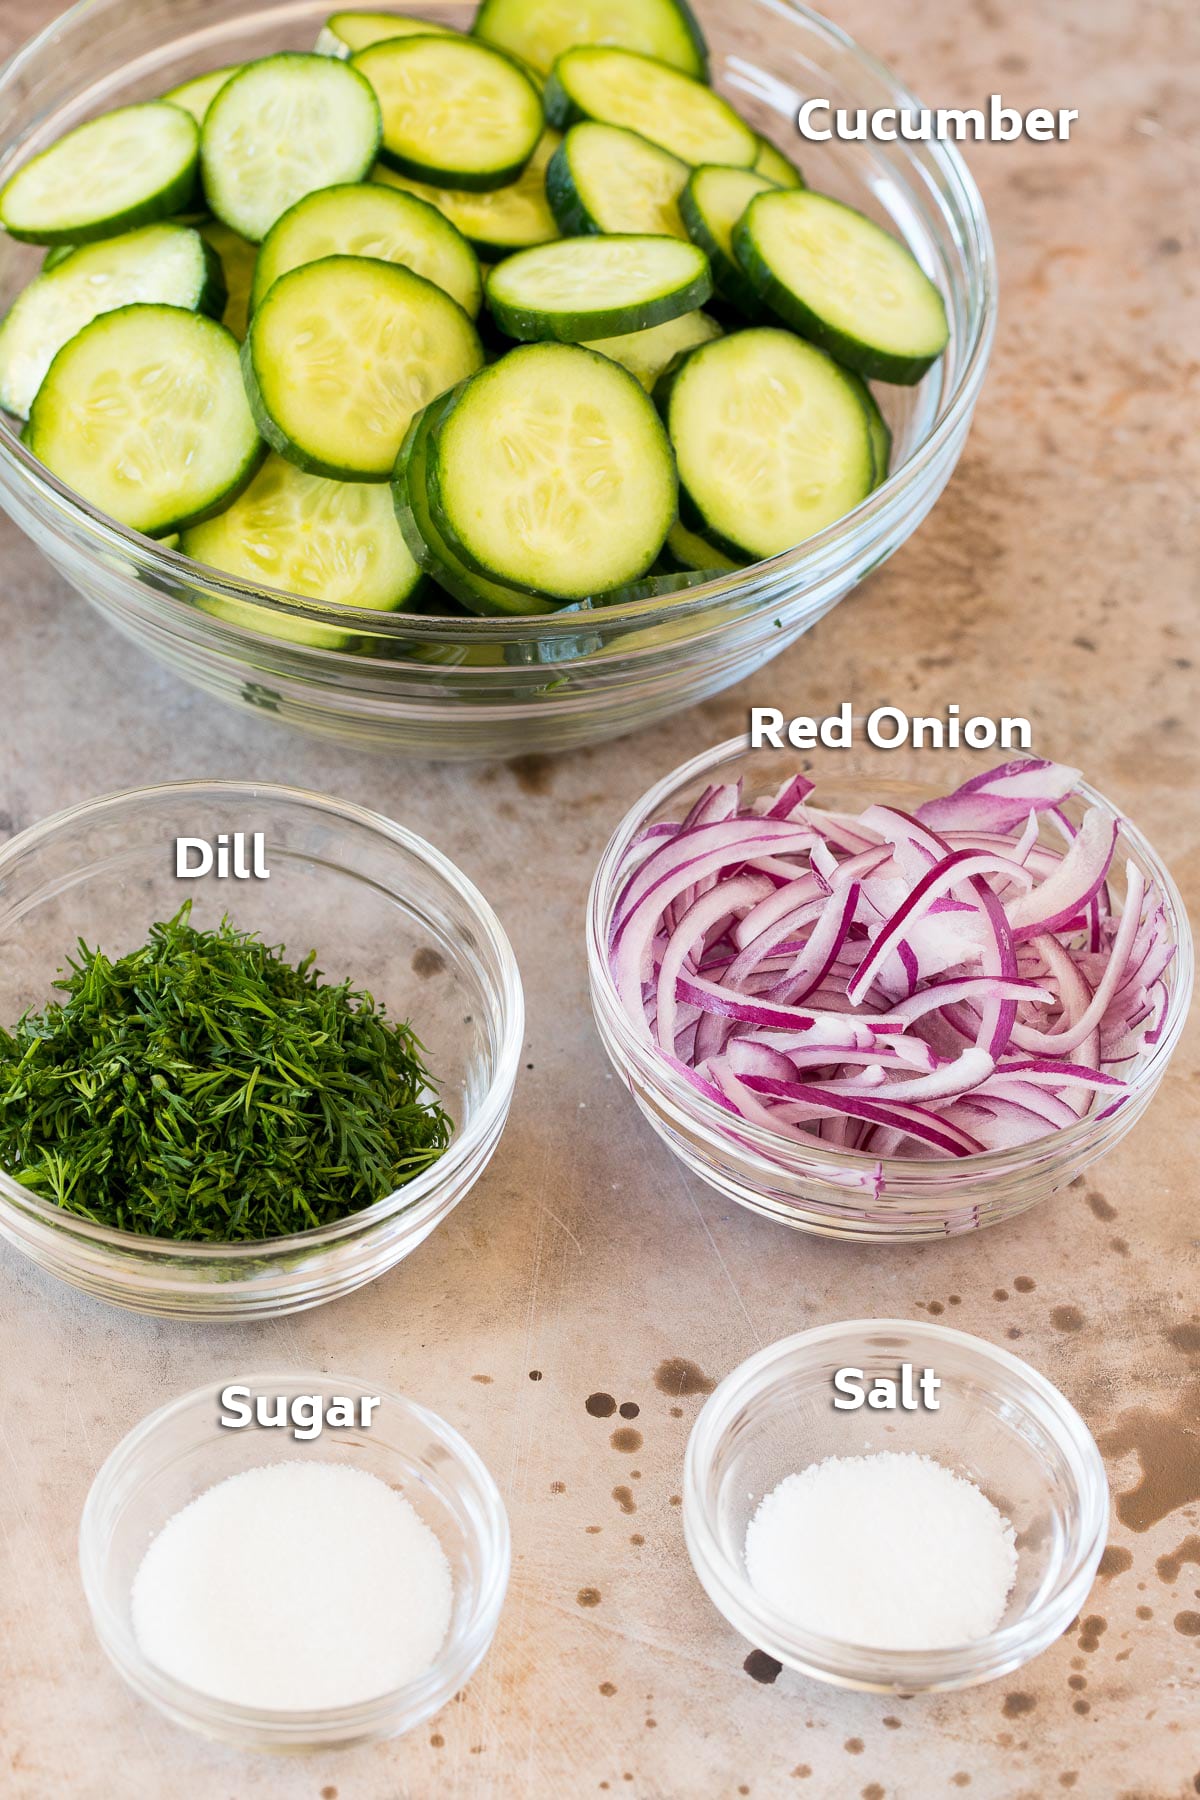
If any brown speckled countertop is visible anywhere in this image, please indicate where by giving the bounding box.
[1,0,1197,1796]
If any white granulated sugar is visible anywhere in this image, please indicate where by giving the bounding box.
[744,1451,1017,1650]
[131,1460,453,1711]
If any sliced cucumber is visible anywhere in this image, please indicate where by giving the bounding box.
[199,218,257,339]
[473,0,708,80]
[372,128,560,253]
[162,65,243,124]
[0,103,200,246]
[316,10,458,56]
[0,224,224,419]
[243,254,483,480]
[26,303,262,535]
[201,54,382,242]
[427,342,676,599]
[680,164,776,315]
[487,235,711,342]
[753,136,804,189]
[599,568,713,603]
[842,369,892,486]
[353,36,542,191]
[252,181,481,316]
[661,518,743,574]
[184,452,423,647]
[546,123,688,239]
[504,604,602,666]
[582,308,721,390]
[657,328,873,559]
[734,190,950,385]
[393,391,558,615]
[545,48,755,169]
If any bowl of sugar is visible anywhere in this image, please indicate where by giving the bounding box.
[79,1371,510,1749]
[683,1320,1108,1693]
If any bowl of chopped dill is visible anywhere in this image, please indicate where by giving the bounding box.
[0,782,523,1318]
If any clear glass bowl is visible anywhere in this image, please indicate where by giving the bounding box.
[587,737,1192,1240]
[0,783,523,1316]
[0,0,995,758]
[683,1319,1109,1694]
[80,1370,510,1749]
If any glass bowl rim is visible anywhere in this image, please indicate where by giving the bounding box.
[586,734,1194,1180]
[78,1367,511,1737]
[0,778,525,1255]
[682,1318,1110,1681]
[0,0,997,646]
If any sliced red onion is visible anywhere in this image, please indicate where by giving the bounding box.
[1006,807,1118,940]
[915,760,1081,833]
[609,760,1173,1169]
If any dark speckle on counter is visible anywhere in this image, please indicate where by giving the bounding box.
[653,1358,715,1398]
[743,1650,782,1685]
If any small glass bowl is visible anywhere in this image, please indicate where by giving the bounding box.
[79,1371,510,1750]
[683,1320,1108,1694]
[586,736,1191,1240]
[0,0,995,758]
[0,782,523,1317]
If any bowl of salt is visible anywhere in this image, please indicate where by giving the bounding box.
[683,1320,1108,1694]
[79,1371,510,1750]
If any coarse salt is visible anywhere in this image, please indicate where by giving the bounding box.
[744,1451,1017,1650]
[131,1460,453,1711]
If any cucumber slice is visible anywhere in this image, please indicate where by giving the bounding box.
[734,190,950,385]
[26,303,262,535]
[582,308,721,390]
[353,36,543,191]
[473,0,708,80]
[545,48,755,169]
[162,65,243,124]
[184,452,423,647]
[0,103,200,246]
[316,11,458,56]
[201,54,382,242]
[546,123,688,239]
[661,518,742,574]
[486,235,712,342]
[428,342,676,599]
[0,224,224,419]
[680,165,776,315]
[242,254,483,480]
[753,136,804,189]
[199,218,256,339]
[394,392,558,615]
[842,369,892,486]
[372,129,560,253]
[252,181,481,316]
[658,328,873,559]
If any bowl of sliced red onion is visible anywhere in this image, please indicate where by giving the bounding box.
[587,737,1191,1239]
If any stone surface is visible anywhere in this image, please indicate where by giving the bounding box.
[0,0,1197,1796]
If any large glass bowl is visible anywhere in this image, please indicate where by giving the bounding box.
[683,1320,1109,1694]
[586,737,1192,1240]
[0,0,996,757]
[0,783,524,1316]
[80,1371,511,1749]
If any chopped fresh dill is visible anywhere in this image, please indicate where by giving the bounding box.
[0,903,452,1242]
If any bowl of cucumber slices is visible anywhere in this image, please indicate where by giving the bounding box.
[0,0,995,757]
